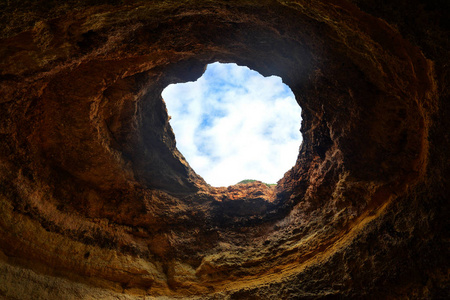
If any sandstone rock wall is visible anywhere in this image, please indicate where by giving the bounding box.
[0,0,448,299]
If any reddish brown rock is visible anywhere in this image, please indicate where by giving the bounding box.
[0,0,448,299]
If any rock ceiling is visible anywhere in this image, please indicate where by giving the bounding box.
[0,0,448,298]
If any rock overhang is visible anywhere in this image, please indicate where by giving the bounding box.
[0,0,446,298]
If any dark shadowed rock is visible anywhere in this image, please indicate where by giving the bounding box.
[0,0,448,298]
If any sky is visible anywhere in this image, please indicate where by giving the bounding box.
[162,62,302,187]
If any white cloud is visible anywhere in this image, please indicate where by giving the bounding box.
[162,62,302,187]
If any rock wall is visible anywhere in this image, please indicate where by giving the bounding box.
[0,0,448,299]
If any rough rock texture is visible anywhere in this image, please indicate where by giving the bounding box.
[0,0,448,299]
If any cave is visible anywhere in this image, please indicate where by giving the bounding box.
[0,0,448,299]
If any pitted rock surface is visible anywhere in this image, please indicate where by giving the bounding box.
[0,0,448,299]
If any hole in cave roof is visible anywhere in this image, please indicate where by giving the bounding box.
[162,62,302,187]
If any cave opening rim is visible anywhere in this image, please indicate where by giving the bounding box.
[160,61,304,188]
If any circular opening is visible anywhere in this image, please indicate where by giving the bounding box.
[162,62,302,187]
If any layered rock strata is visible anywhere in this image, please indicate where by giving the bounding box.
[0,0,448,298]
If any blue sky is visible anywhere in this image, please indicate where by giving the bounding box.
[162,62,302,187]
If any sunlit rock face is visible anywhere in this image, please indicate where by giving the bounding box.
[0,0,448,299]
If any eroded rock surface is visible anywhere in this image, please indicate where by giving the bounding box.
[0,0,448,299]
